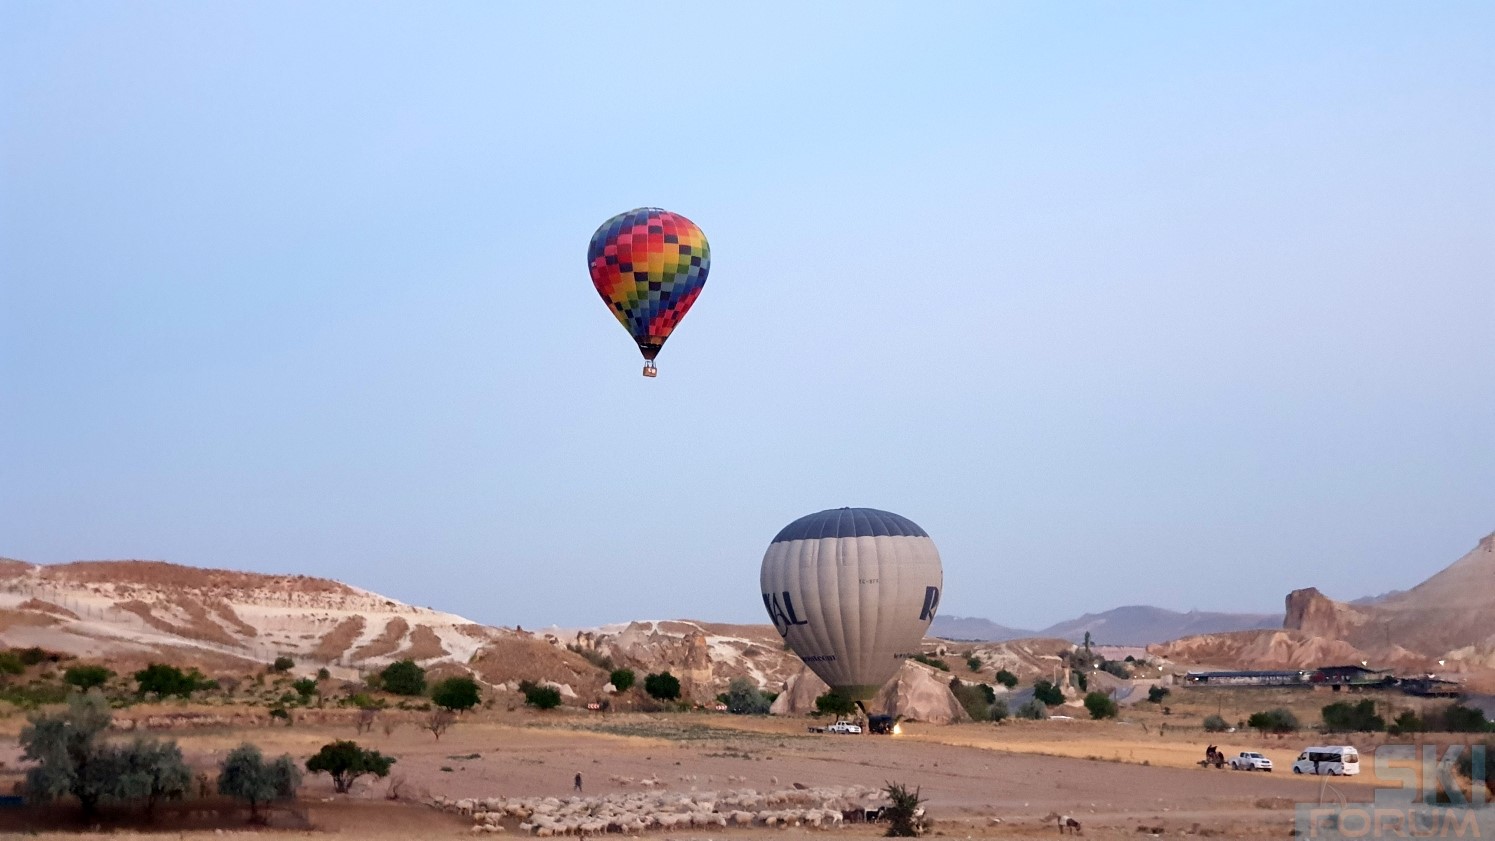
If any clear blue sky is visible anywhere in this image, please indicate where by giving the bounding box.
[3,2,1491,631]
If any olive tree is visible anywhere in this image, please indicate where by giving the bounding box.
[217,743,302,822]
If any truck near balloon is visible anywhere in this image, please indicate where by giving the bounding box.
[759,507,943,707]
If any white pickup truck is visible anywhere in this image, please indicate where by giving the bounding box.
[1230,751,1273,771]
[826,720,863,734]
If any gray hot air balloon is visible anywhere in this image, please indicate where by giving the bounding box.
[759,507,943,701]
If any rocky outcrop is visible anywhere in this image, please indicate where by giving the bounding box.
[768,660,968,724]
[1283,587,1372,639]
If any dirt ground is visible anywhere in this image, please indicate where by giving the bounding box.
[2,704,1430,840]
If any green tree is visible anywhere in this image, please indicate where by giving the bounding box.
[114,738,192,820]
[380,659,426,696]
[1388,710,1425,735]
[994,669,1018,689]
[1322,700,1385,732]
[990,699,1010,722]
[1147,685,1170,704]
[1202,714,1230,732]
[305,740,395,794]
[521,681,561,710]
[1247,708,1300,736]
[134,663,209,698]
[217,743,302,822]
[1440,704,1490,733]
[19,690,118,818]
[18,646,49,666]
[609,668,635,692]
[723,677,771,715]
[643,671,681,701]
[882,781,927,837]
[1032,679,1064,706]
[432,676,481,712]
[965,655,983,672]
[63,664,114,691]
[1083,691,1118,720]
[1082,631,1093,656]
[272,656,295,673]
[292,678,319,703]
[815,691,857,717]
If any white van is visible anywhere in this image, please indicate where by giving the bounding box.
[1292,746,1361,776]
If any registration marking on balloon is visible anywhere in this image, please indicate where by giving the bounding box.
[759,507,944,702]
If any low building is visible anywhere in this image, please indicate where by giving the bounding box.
[1182,670,1312,687]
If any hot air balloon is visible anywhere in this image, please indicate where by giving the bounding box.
[587,207,711,377]
[759,507,943,703]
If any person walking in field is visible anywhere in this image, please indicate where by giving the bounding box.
[574,772,583,793]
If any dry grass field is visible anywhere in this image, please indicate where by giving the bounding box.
[9,688,1489,840]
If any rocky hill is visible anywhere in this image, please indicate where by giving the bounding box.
[1284,531,1495,663]
[1038,606,1281,645]
[1151,530,1495,682]
[0,558,809,704]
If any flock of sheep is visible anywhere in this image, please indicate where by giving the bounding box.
[433,784,890,835]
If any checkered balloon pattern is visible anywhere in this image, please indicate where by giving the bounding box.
[588,208,710,360]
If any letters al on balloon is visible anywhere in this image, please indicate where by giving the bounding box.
[759,507,944,701]
[586,207,711,377]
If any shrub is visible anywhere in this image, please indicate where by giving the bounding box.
[0,651,24,675]
[1436,704,1491,733]
[643,672,681,701]
[134,663,211,698]
[883,780,927,837]
[1247,708,1300,735]
[217,743,301,821]
[1100,660,1131,679]
[815,691,857,717]
[1147,685,1170,704]
[1084,691,1118,720]
[424,708,455,740]
[1071,671,1088,692]
[317,667,330,680]
[965,655,982,672]
[609,668,635,692]
[1202,714,1230,732]
[990,700,1009,722]
[272,656,295,673]
[292,678,319,702]
[994,669,1018,689]
[18,646,49,666]
[522,682,562,710]
[1016,700,1048,720]
[723,677,772,715]
[63,665,114,691]
[911,654,949,672]
[1322,699,1385,732]
[1032,679,1064,706]
[305,740,395,793]
[380,660,426,696]
[949,678,993,721]
[432,676,481,712]
[1388,710,1425,735]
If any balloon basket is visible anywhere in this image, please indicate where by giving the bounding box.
[641,362,657,378]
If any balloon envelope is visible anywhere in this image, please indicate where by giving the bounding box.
[587,208,710,363]
[759,507,943,701]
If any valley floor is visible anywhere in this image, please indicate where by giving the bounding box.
[4,706,1450,839]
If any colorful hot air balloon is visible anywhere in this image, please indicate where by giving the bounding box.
[759,507,944,702]
[587,207,711,377]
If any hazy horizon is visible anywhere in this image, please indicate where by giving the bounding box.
[4,3,1492,631]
